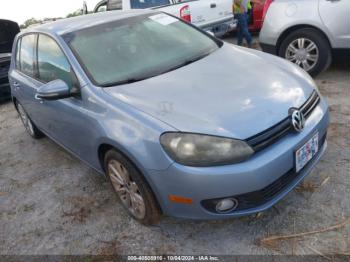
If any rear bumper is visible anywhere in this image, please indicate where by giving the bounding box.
[201,18,236,37]
[146,98,329,219]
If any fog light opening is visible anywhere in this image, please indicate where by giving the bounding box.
[215,198,238,213]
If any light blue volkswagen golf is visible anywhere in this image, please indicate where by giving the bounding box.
[9,10,329,225]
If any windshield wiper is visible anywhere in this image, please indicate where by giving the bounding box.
[161,52,212,74]
[101,76,151,87]
[101,51,213,87]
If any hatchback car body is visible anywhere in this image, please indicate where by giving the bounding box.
[0,19,20,102]
[259,0,350,76]
[10,10,329,224]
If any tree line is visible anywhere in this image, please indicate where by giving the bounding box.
[20,9,91,29]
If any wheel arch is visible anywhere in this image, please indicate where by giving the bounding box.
[97,142,164,213]
[97,140,151,176]
[276,24,332,54]
[98,143,114,173]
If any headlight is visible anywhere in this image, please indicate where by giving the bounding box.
[160,132,254,167]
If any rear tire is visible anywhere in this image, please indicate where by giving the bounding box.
[279,28,332,77]
[16,102,45,139]
[104,149,161,225]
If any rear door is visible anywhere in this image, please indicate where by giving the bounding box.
[250,0,264,28]
[9,34,44,124]
[319,0,350,48]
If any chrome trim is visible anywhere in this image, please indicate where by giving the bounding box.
[247,91,320,151]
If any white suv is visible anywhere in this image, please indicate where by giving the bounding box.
[259,0,350,76]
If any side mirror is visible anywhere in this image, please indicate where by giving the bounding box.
[36,79,72,101]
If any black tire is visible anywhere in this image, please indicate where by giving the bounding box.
[278,28,332,77]
[16,102,45,139]
[104,149,161,225]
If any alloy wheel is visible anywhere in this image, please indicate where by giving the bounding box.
[285,38,319,72]
[107,159,146,219]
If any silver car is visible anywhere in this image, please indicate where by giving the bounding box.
[10,10,329,224]
[259,0,350,76]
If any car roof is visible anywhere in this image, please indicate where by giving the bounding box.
[22,9,156,36]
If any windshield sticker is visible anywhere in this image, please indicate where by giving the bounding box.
[149,14,178,26]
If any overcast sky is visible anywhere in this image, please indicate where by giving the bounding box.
[0,0,102,24]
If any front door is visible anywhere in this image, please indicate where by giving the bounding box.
[34,34,99,162]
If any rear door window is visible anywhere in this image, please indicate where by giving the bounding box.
[19,34,36,77]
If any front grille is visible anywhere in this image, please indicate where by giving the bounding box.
[300,90,320,118]
[246,91,320,152]
[202,132,327,213]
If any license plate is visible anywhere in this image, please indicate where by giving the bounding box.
[295,132,319,173]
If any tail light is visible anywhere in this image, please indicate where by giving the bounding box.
[180,5,191,22]
[262,0,274,20]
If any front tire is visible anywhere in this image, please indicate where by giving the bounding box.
[16,102,45,139]
[279,28,332,77]
[104,149,161,225]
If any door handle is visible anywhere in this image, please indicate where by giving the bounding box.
[13,81,20,87]
[326,0,341,2]
[34,94,44,103]
[210,3,216,8]
[34,94,42,100]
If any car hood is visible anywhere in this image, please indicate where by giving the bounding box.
[104,44,316,139]
[0,19,20,54]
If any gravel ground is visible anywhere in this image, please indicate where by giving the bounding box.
[0,42,349,256]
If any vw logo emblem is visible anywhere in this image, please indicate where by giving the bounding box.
[291,109,305,132]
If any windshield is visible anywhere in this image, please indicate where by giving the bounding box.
[63,13,221,87]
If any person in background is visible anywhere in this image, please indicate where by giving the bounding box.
[246,1,253,24]
[233,0,252,48]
